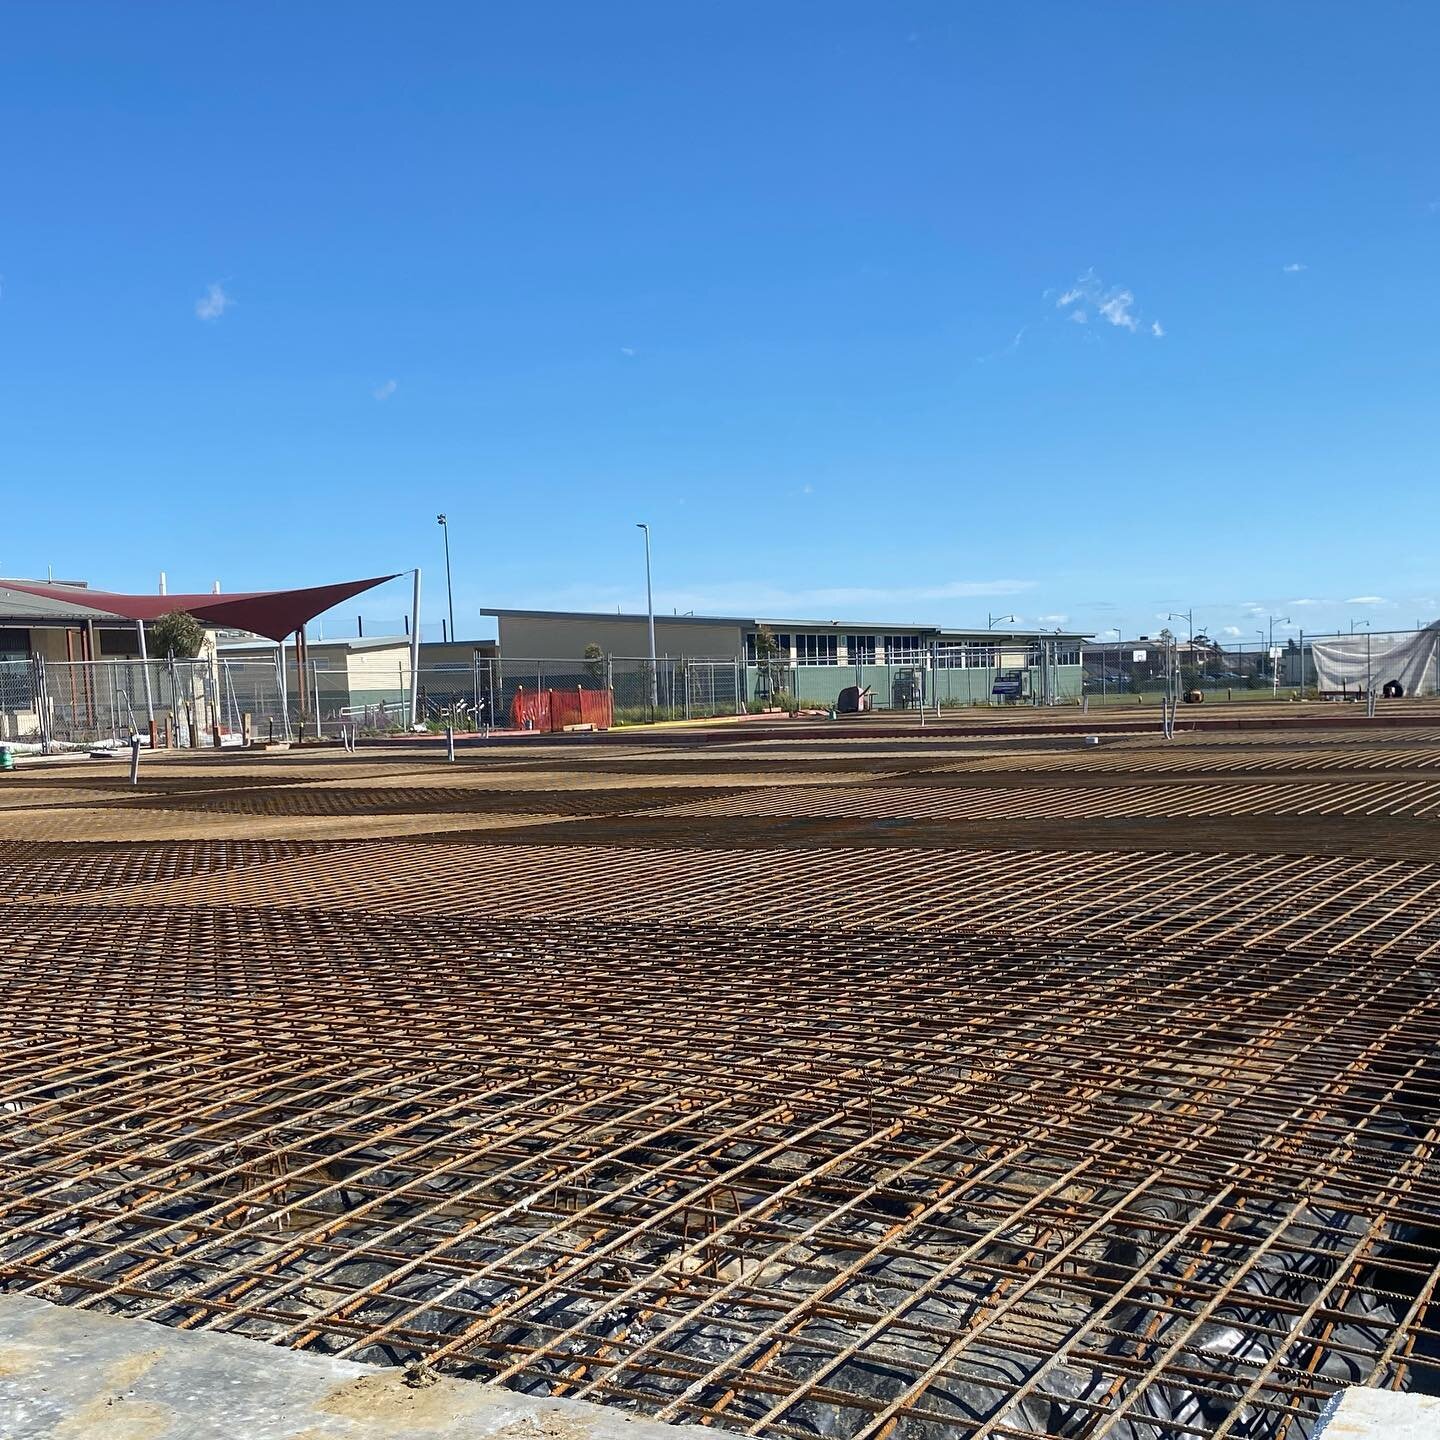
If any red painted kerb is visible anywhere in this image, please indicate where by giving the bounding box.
[2,575,399,644]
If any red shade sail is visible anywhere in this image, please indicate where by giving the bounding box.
[0,575,400,643]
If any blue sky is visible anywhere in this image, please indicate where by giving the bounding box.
[3,2,1438,644]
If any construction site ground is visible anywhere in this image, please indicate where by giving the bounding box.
[1,708,1438,1438]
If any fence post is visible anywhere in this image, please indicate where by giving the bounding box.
[274,645,289,741]
[33,656,52,755]
[136,620,155,731]
[311,660,324,737]
[129,732,141,785]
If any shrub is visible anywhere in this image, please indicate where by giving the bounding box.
[151,610,206,659]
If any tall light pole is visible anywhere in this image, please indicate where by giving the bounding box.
[987,613,1017,629]
[1267,614,1290,695]
[409,567,423,728]
[1166,611,1193,705]
[436,515,455,643]
[1350,618,1370,635]
[636,523,658,713]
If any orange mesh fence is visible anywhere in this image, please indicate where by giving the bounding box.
[510,688,612,731]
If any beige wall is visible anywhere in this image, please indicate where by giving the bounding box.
[419,641,498,667]
[496,615,743,659]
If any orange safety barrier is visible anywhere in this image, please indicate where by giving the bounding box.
[509,687,612,732]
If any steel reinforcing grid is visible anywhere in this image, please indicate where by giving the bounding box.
[0,727,1437,1439]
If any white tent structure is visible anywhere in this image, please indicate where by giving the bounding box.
[1310,623,1440,697]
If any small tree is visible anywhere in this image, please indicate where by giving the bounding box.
[753,624,782,700]
[582,642,606,687]
[151,609,206,659]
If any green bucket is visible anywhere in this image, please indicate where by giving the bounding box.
[0,746,13,772]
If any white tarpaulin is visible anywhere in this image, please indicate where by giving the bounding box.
[1310,623,1440,696]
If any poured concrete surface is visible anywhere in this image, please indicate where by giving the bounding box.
[1316,1385,1440,1437]
[0,1296,709,1439]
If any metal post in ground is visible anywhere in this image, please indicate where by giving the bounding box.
[408,567,423,729]
[636,522,657,714]
[274,644,289,741]
[129,732,141,785]
[135,619,155,730]
[446,724,455,762]
[33,656,52,755]
[311,659,323,737]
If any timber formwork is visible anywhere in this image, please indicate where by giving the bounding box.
[1,729,1438,1439]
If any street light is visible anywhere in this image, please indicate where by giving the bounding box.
[987,613,1017,630]
[1166,611,1193,704]
[1266,614,1290,695]
[636,523,658,713]
[1102,626,1121,704]
[436,514,455,643]
[1350,618,1370,635]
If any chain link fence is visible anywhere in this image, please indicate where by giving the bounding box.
[11,658,231,749]
[1082,640,1293,707]
[10,630,1435,751]
[1082,627,1440,706]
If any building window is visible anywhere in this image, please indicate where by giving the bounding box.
[98,630,137,658]
[746,632,792,663]
[884,634,921,664]
[846,634,876,665]
[795,634,838,666]
[1054,644,1080,666]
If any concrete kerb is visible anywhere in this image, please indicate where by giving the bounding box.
[0,1295,713,1440]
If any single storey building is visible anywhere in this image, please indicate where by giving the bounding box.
[481,607,1089,709]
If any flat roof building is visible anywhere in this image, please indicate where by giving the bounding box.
[482,607,1090,710]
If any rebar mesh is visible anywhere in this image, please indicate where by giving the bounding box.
[1,729,1438,1438]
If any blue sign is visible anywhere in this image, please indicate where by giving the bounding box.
[991,678,1022,697]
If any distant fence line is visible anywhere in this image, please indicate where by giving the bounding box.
[3,627,1435,748]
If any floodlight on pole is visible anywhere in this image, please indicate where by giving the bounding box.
[436,514,455,642]
[1267,614,1291,694]
[987,613,1017,630]
[1350,618,1370,635]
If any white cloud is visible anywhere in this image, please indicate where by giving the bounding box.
[1037,612,1069,624]
[1221,626,1242,637]
[1055,269,1161,337]
[1345,595,1386,605]
[800,483,815,496]
[974,327,1027,363]
[1282,262,1307,273]
[1097,290,1138,331]
[1289,598,1329,607]
[620,346,636,357]
[372,379,398,401]
[194,283,232,321]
